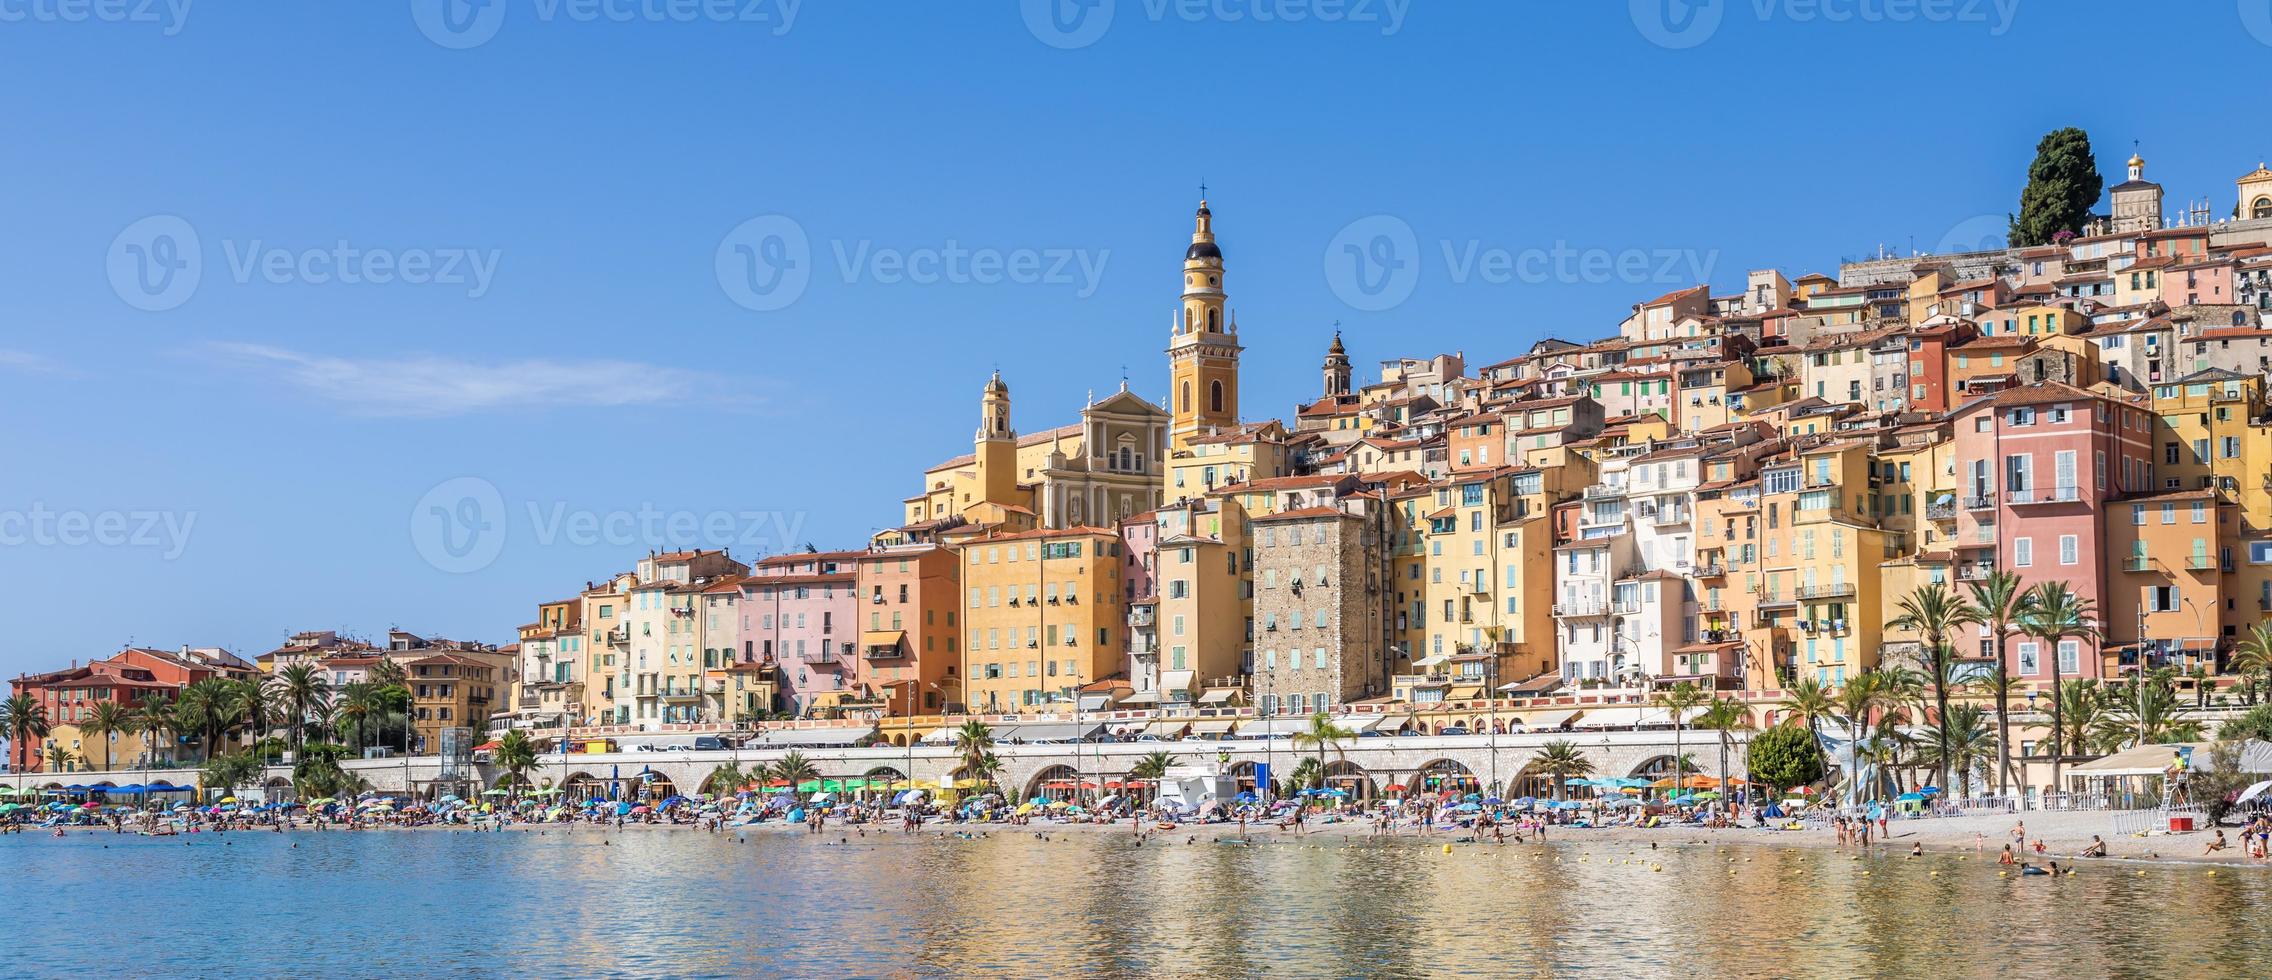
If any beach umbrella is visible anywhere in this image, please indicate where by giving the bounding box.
[1692,791,1721,801]
[218,796,237,804]
[1917,787,1942,796]
[482,789,511,797]
[1896,792,1925,802]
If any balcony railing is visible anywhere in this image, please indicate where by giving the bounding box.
[1612,599,1642,615]
[1693,563,1726,578]
[1651,507,1690,526]
[2006,485,2082,506]
[1926,499,1957,520]
[1962,494,1998,511]
[2185,555,2216,571]
[1582,483,1626,500]
[1797,582,1857,600]
[1552,600,1607,617]
[1957,563,1996,581]
[2122,556,2153,572]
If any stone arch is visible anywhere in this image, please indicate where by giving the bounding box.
[1024,764,1082,802]
[560,771,603,801]
[699,767,752,797]
[1628,754,1687,780]
[1321,759,1375,799]
[1412,758,1477,796]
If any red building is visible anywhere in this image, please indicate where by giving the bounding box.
[7,646,253,772]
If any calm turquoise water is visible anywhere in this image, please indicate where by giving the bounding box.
[5,826,2268,977]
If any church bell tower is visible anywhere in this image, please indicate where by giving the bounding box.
[1168,198,1242,452]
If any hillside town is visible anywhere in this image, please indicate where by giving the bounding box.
[16,144,2272,806]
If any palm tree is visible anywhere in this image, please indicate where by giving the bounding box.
[1535,739,1594,801]
[969,752,1004,796]
[175,678,244,763]
[772,750,820,800]
[954,720,994,784]
[2097,674,2206,749]
[2052,679,2105,759]
[1129,750,1177,800]
[133,702,175,768]
[1963,570,2034,796]
[1289,712,1355,792]
[1654,681,1708,788]
[46,744,78,773]
[1857,715,1914,799]
[1695,698,1753,806]
[2020,581,2101,798]
[268,664,332,754]
[1781,676,1835,739]
[1832,673,1886,805]
[232,678,276,755]
[82,701,131,772]
[493,729,539,797]
[1887,582,1978,796]
[3,693,51,772]
[2232,624,2272,707]
[1913,702,1995,798]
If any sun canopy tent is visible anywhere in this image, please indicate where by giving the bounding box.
[755,727,876,748]
[993,722,1107,743]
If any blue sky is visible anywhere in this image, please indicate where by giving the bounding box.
[5,0,2272,675]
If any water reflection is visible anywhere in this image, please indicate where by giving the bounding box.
[4,829,2266,977]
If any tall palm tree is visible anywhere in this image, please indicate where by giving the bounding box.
[2096,673,2205,749]
[493,729,539,798]
[133,701,175,768]
[2052,680,2105,759]
[232,678,276,754]
[3,693,51,772]
[46,744,78,773]
[1695,697,1753,806]
[1781,676,1835,739]
[174,678,243,763]
[2020,581,2101,797]
[1914,702,1996,798]
[1963,570,2034,797]
[1535,739,1594,801]
[1654,680,1708,786]
[1887,582,1979,796]
[1289,712,1355,792]
[268,664,332,753]
[82,701,131,772]
[1129,750,1177,801]
[1832,673,1886,806]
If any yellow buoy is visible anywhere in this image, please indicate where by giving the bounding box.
[2136,870,2146,877]
[1651,865,1662,872]
[1442,844,1452,854]
[1860,870,1871,877]
[1929,870,1940,877]
[1999,870,2010,877]
[2206,869,2217,877]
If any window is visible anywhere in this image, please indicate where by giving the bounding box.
[2013,537,2033,567]
[2017,641,2039,675]
[2059,535,2078,565]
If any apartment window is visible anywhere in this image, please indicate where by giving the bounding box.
[2013,537,2033,567]
[2192,501,2208,524]
[2059,535,2078,565]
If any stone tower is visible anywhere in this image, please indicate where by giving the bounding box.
[1322,330,1351,398]
[975,371,1017,507]
[1168,199,1242,452]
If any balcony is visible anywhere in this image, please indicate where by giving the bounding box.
[1962,494,1998,511]
[2185,555,2217,571]
[1552,599,1608,618]
[1650,507,1691,526]
[1612,598,1643,616]
[1797,582,1856,600]
[1956,562,1996,582]
[1693,563,1726,579]
[1582,483,1626,500]
[1128,606,1156,628]
[604,627,629,648]
[2005,485,2082,506]
[1926,499,1957,521]
[1699,596,1724,612]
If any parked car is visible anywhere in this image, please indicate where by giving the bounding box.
[1438,726,1471,736]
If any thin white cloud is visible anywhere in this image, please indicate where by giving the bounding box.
[203,342,733,419]
[0,350,68,375]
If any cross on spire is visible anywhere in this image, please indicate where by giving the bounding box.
[1198,178,1208,200]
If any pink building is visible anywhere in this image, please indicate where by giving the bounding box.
[744,551,862,717]
[1951,383,2155,682]
[1118,512,1161,700]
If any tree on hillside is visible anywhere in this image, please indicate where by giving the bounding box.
[2009,128,2104,247]
[1747,723,1827,798]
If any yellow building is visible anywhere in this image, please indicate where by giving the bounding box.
[2105,490,2230,677]
[1168,199,1242,452]
[1150,498,1251,705]
[2148,369,2272,530]
[1167,421,1289,500]
[1758,442,1892,686]
[955,526,1126,713]
[904,375,1168,532]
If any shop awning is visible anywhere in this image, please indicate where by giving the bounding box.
[1500,674,1564,695]
[1159,670,1197,693]
[918,728,959,745]
[1411,653,1451,669]
[1444,684,1486,700]
[1143,720,1191,737]
[1197,689,1238,705]
[758,727,875,747]
[1188,719,1238,736]
[995,722,1106,743]
[1120,689,1161,705]
[1333,715,1382,734]
[1078,693,1115,711]
[1527,709,1582,730]
[1570,706,1669,730]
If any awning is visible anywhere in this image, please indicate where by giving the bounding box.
[1159,670,1197,693]
[1571,706,1669,730]
[996,722,1106,743]
[918,728,959,745]
[860,630,906,650]
[1445,684,1486,700]
[1188,719,1238,736]
[1412,653,1451,669]
[1198,689,1237,705]
[1527,709,1581,730]
[758,727,875,747]
[2061,741,2272,777]
[1144,720,1191,737]
[1120,689,1161,705]
[1333,715,1382,734]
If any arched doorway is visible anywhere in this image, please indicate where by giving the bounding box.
[1628,755,1690,781]
[864,767,907,801]
[560,771,601,802]
[700,767,752,798]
